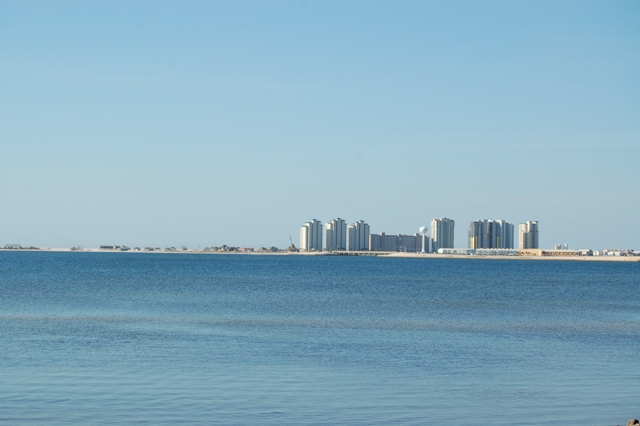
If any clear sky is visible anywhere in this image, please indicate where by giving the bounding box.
[1,1,638,250]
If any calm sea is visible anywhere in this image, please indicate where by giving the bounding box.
[0,252,638,425]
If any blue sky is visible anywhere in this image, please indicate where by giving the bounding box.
[1,1,638,249]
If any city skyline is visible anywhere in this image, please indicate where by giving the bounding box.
[299,216,548,253]
[4,212,632,252]
[1,2,638,250]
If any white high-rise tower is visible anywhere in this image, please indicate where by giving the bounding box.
[348,220,370,251]
[300,219,323,252]
[431,217,455,252]
[325,218,347,251]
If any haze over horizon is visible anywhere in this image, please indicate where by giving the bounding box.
[1,1,638,250]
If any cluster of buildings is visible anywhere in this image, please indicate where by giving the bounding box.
[2,244,39,250]
[97,245,263,253]
[466,220,540,250]
[299,217,542,254]
[300,218,373,252]
[594,249,637,256]
[301,218,426,253]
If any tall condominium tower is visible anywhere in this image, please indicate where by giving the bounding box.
[496,220,515,249]
[348,220,370,251]
[469,219,514,249]
[431,217,455,252]
[325,218,347,251]
[300,219,323,252]
[519,221,539,249]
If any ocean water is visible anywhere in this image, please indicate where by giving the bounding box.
[0,252,638,425]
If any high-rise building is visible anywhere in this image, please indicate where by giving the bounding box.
[468,219,514,249]
[468,221,482,249]
[398,234,418,252]
[348,220,370,251]
[431,217,455,252]
[325,218,347,251]
[496,220,514,249]
[519,221,539,249]
[369,233,384,251]
[300,219,323,251]
[369,233,428,252]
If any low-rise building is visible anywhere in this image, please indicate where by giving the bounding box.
[600,249,635,256]
[519,249,582,256]
[475,249,519,256]
[437,248,474,255]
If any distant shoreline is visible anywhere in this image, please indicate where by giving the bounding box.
[1,248,638,262]
[384,252,640,262]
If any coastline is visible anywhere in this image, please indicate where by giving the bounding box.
[384,252,640,262]
[2,248,638,262]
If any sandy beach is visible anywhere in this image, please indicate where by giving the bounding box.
[384,251,640,262]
